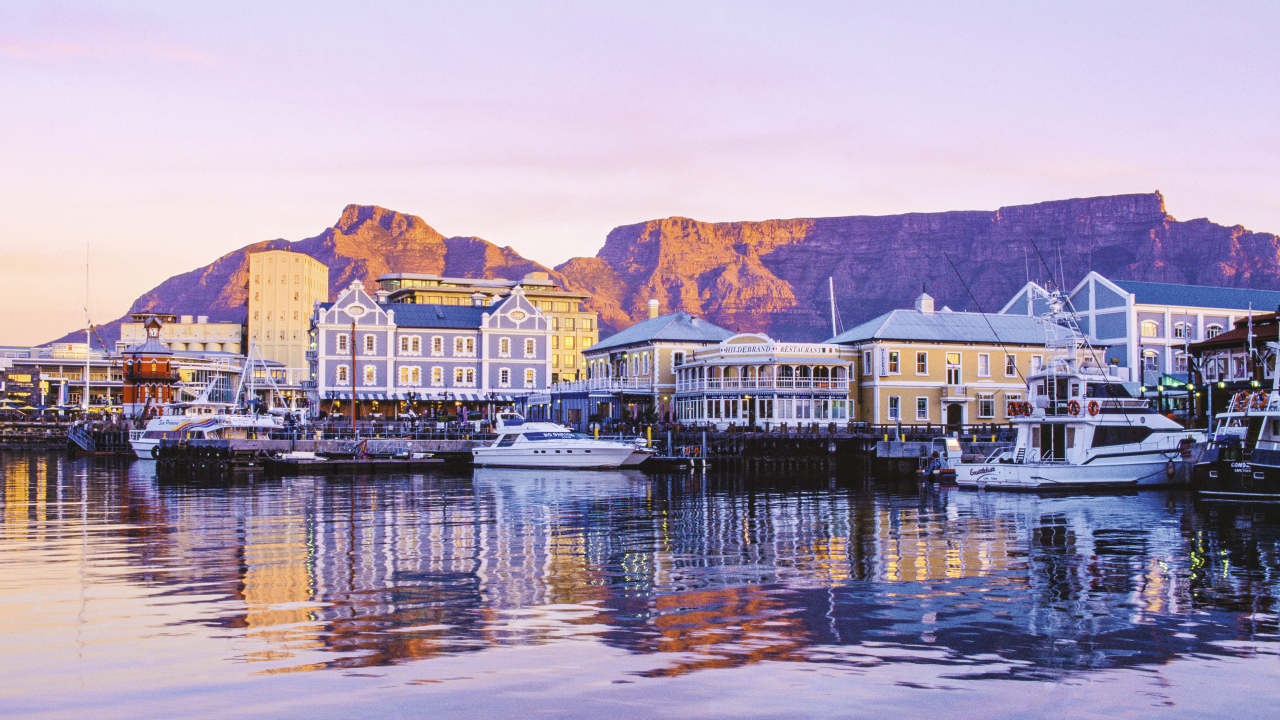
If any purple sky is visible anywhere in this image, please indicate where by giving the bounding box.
[2,1,1277,345]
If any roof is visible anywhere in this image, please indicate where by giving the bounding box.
[320,302,490,329]
[590,312,734,352]
[828,309,1077,345]
[1112,280,1280,312]
[1188,314,1280,352]
[123,337,173,356]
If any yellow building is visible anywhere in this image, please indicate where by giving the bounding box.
[248,250,330,375]
[831,293,1075,427]
[379,271,597,383]
[118,312,243,354]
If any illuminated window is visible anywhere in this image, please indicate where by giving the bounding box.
[1141,321,1159,338]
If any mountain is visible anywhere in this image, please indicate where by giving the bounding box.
[61,193,1280,349]
[553,192,1280,340]
[63,204,554,349]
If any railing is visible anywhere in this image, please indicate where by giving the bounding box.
[67,424,96,452]
[552,378,658,393]
[675,379,850,392]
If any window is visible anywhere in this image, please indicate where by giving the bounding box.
[454,367,464,384]
[552,355,560,367]
[499,368,511,387]
[673,351,684,367]
[1207,324,1223,338]
[1143,351,1159,373]
[887,351,900,374]
[466,368,475,385]
[916,397,928,421]
[564,336,575,350]
[582,319,593,331]
[888,396,900,421]
[363,365,376,385]
[552,336,560,349]
[431,336,444,356]
[977,393,995,419]
[946,352,961,385]
[978,353,990,377]
[1005,354,1016,377]
[363,334,376,355]
[1175,353,1188,373]
[336,334,349,353]
[499,337,511,357]
[431,367,443,386]
[641,352,648,374]
[524,368,536,387]
[916,351,928,375]
[399,366,421,385]
[565,354,575,367]
[564,318,575,331]
[1173,322,1186,339]
[1031,355,1043,371]
[551,317,560,331]
[454,337,475,356]
[399,336,421,355]
[1140,321,1159,338]
[524,338,536,357]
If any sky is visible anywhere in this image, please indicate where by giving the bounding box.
[2,1,1278,345]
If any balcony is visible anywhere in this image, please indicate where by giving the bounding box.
[674,378,850,393]
[552,377,658,394]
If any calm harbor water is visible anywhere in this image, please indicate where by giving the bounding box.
[2,453,1278,719]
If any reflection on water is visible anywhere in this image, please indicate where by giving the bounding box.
[2,453,1279,716]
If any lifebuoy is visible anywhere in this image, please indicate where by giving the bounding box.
[1087,400,1100,416]
[1234,391,1251,411]
[1068,400,1081,416]
[150,444,160,459]
[1252,391,1269,411]
[1023,402,1033,416]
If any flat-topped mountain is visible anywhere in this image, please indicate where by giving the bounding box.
[60,193,1280,348]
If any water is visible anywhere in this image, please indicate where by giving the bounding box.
[2,454,1278,719]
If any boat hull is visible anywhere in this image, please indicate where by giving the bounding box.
[1194,459,1280,498]
[955,454,1184,491]
[471,445,636,469]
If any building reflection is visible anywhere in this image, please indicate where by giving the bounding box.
[3,457,1279,679]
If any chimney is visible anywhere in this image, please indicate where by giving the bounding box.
[197,315,208,324]
[914,293,934,314]
[648,299,660,319]
[375,290,390,305]
[471,292,487,307]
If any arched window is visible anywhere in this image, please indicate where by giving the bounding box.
[1173,322,1186,339]
[1140,321,1159,338]
[1206,324,1224,338]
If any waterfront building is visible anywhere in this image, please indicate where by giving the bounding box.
[1186,311,1278,420]
[0,344,122,410]
[247,250,330,380]
[378,271,596,383]
[671,333,854,428]
[308,280,551,419]
[117,312,243,355]
[1001,272,1280,385]
[553,303,733,426]
[121,317,177,417]
[830,293,1076,428]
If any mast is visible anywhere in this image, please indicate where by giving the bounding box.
[828,277,837,338]
[83,242,90,413]
[350,319,357,426]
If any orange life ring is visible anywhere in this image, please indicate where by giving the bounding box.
[1234,391,1251,411]
[1087,400,1100,416]
[1068,400,1080,416]
[1252,391,1269,411]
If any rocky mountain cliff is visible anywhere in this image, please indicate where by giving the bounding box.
[63,193,1280,349]
[554,192,1280,340]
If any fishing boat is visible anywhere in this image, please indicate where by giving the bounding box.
[953,292,1205,491]
[1193,349,1280,497]
[471,412,639,468]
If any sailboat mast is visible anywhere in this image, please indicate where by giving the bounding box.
[829,277,837,338]
[83,242,90,413]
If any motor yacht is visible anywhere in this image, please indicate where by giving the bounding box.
[953,293,1204,491]
[1193,346,1280,497]
[471,413,640,468]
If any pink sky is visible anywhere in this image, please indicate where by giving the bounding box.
[2,1,1277,345]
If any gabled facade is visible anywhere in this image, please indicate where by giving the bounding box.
[1002,271,1280,385]
[308,280,551,419]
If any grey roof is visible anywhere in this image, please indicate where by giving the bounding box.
[1111,280,1280,312]
[590,312,735,352]
[123,337,173,356]
[320,302,489,329]
[829,309,1077,345]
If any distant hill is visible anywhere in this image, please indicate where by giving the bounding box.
[59,192,1280,349]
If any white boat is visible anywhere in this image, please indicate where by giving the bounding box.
[471,413,640,468]
[129,405,286,459]
[953,293,1205,491]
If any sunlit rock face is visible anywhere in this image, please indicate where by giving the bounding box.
[555,192,1280,340]
[59,193,1280,345]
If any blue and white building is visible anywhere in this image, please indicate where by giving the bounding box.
[308,280,552,419]
[1002,271,1280,385]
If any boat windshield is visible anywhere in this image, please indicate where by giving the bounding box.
[522,432,589,441]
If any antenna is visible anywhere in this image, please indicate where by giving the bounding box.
[829,277,837,338]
